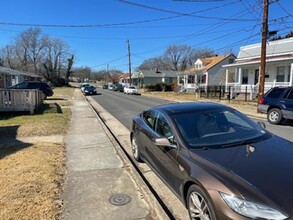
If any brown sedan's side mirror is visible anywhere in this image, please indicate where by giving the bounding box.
[152,137,177,149]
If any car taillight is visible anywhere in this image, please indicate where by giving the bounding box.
[259,98,264,104]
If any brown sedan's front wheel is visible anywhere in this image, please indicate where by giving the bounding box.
[187,185,216,220]
[131,135,142,162]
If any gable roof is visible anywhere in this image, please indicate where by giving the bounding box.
[237,37,293,61]
[185,54,234,73]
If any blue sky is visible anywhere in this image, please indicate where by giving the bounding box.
[0,0,292,72]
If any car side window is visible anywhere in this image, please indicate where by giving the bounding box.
[266,88,286,98]
[287,89,293,100]
[155,114,176,144]
[143,110,157,130]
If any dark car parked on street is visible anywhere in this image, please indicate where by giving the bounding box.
[258,86,293,124]
[83,85,97,95]
[131,102,292,220]
[113,84,124,92]
[9,81,54,98]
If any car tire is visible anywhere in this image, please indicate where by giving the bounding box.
[131,135,142,162]
[187,185,216,220]
[267,108,283,125]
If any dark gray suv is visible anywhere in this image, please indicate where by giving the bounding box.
[258,87,293,124]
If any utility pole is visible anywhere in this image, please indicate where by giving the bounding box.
[106,64,109,84]
[258,0,269,105]
[127,39,132,86]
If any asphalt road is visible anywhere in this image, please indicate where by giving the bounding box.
[93,89,293,143]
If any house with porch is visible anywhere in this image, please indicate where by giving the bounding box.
[178,54,236,92]
[0,66,41,88]
[223,37,293,99]
[130,69,179,88]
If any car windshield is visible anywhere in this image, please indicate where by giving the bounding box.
[85,86,95,89]
[129,86,136,89]
[173,109,270,149]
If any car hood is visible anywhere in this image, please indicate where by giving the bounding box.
[191,135,293,215]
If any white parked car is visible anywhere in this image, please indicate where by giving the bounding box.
[124,86,138,95]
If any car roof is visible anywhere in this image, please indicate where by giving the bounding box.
[149,102,231,116]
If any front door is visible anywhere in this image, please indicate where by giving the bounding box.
[254,69,259,85]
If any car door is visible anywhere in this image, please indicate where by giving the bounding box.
[148,112,183,194]
[137,110,158,163]
[282,89,293,119]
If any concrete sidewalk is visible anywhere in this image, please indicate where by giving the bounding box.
[62,89,158,220]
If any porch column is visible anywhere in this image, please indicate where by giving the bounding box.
[238,68,242,84]
[225,69,229,86]
[205,72,208,87]
[289,63,293,86]
[235,68,238,83]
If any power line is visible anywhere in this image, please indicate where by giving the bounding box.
[119,0,256,21]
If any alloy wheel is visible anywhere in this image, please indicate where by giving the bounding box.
[189,192,212,220]
[269,111,279,122]
[132,137,139,159]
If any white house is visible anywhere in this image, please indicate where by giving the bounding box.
[223,37,293,99]
[178,54,236,91]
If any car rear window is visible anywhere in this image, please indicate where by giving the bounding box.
[265,88,286,98]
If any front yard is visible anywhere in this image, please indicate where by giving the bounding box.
[0,87,74,219]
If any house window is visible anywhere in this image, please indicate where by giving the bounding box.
[188,75,195,83]
[229,58,234,64]
[195,64,202,69]
[242,69,248,84]
[276,66,285,82]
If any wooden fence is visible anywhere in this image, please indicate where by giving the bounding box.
[0,89,44,114]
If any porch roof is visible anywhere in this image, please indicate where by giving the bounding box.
[0,66,39,78]
[222,56,293,68]
[238,37,293,61]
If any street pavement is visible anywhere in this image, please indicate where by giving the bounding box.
[62,89,167,220]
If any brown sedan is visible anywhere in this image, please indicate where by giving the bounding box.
[130,102,292,220]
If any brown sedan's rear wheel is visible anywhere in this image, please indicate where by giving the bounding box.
[187,185,216,220]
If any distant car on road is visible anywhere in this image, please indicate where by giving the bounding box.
[124,86,138,95]
[83,85,97,95]
[108,85,114,91]
[102,84,108,89]
[80,83,90,92]
[258,86,293,124]
[131,102,292,220]
[9,81,54,99]
[113,84,124,92]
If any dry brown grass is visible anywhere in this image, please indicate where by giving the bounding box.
[0,87,73,220]
[0,142,64,219]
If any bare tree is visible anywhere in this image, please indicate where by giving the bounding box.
[137,57,171,71]
[0,45,17,68]
[14,27,48,73]
[163,44,194,71]
[42,38,71,85]
[0,27,75,86]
